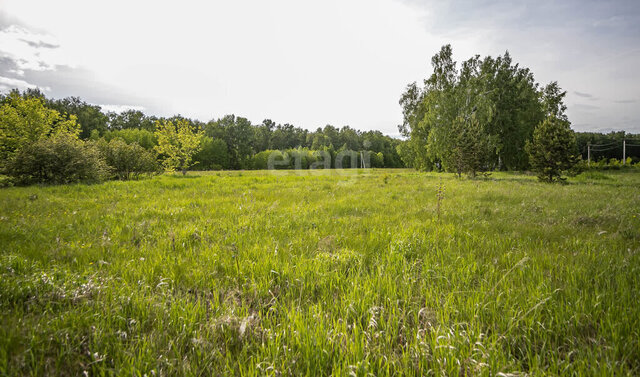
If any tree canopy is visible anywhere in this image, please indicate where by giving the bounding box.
[154,119,203,174]
[0,91,80,161]
[399,45,550,173]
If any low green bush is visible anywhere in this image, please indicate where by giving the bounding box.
[4,133,109,185]
[96,139,160,180]
[0,174,14,187]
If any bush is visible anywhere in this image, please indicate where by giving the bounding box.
[4,133,109,185]
[251,150,288,170]
[608,158,622,170]
[97,139,160,180]
[0,174,14,187]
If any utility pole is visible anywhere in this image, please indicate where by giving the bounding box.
[587,142,591,166]
[623,139,626,165]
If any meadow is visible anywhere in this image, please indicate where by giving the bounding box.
[0,169,639,376]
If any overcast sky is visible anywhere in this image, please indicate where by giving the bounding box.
[1,0,639,135]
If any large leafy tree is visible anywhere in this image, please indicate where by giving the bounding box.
[271,123,299,150]
[108,110,156,131]
[47,97,109,139]
[213,115,254,169]
[403,45,494,174]
[154,119,203,174]
[252,119,275,152]
[0,91,79,162]
[193,136,230,170]
[399,45,547,173]
[478,53,543,169]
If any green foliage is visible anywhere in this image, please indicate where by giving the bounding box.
[400,45,549,172]
[541,82,568,121]
[3,133,109,185]
[584,157,640,171]
[396,140,420,169]
[192,136,230,170]
[0,174,14,187]
[46,97,109,139]
[526,116,579,182]
[369,151,384,168]
[250,148,322,170]
[251,150,287,170]
[101,128,158,149]
[575,170,611,181]
[154,119,203,174]
[209,115,254,169]
[108,110,156,131]
[1,90,404,171]
[442,115,493,177]
[97,139,159,180]
[575,131,640,163]
[479,53,543,169]
[0,91,80,161]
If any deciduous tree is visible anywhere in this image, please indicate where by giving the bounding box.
[154,119,203,174]
[0,91,79,162]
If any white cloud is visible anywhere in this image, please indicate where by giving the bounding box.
[97,104,145,113]
[0,25,72,74]
[0,75,45,91]
[1,0,435,133]
[0,0,639,133]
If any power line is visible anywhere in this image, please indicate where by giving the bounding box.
[590,147,619,151]
[589,142,618,147]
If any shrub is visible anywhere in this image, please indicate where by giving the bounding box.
[0,174,14,187]
[251,150,289,170]
[608,158,622,170]
[4,133,109,185]
[97,139,160,180]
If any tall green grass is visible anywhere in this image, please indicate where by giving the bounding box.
[1,169,639,375]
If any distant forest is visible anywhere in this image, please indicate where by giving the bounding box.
[2,89,405,170]
[2,88,639,173]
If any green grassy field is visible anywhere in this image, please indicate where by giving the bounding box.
[1,169,639,376]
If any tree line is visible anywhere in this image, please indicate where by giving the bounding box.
[0,89,404,185]
[575,131,640,163]
[2,49,638,186]
[397,44,640,181]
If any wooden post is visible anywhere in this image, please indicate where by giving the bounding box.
[623,139,626,165]
[587,142,591,166]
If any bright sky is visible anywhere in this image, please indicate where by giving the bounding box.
[1,0,639,135]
